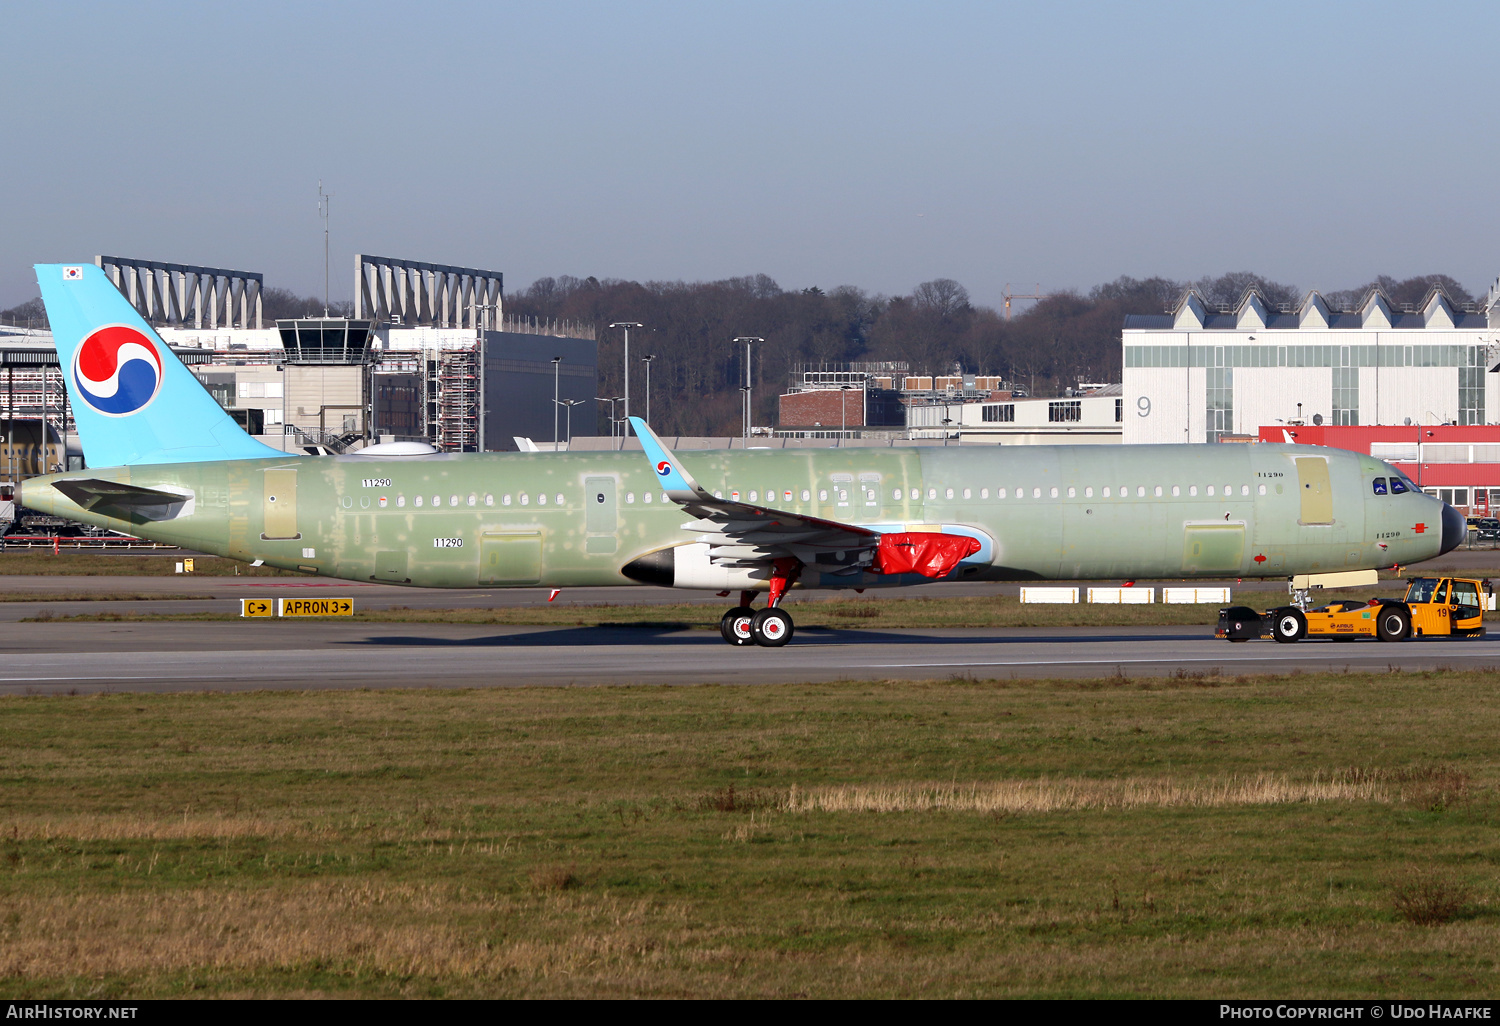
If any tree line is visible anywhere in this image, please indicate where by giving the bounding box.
[2,270,1480,437]
[503,270,1479,435]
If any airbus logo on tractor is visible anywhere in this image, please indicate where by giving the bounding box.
[72,325,165,417]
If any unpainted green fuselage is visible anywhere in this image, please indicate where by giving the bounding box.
[20,442,1445,589]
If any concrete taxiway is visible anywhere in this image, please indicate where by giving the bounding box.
[0,619,1495,694]
[0,552,1494,693]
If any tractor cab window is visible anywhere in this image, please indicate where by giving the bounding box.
[1389,477,1410,494]
[1372,477,1388,495]
[1405,577,1441,603]
[1452,580,1481,617]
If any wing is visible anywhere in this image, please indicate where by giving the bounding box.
[629,417,878,574]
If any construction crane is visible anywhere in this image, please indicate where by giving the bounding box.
[1003,283,1045,321]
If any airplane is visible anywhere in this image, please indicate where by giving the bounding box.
[18,262,1465,646]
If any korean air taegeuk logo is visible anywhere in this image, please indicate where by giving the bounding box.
[72,325,165,417]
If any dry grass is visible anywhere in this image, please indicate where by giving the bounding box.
[784,771,1400,814]
[1389,867,1475,926]
[0,675,1497,997]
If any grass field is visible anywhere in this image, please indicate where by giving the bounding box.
[25,594,1239,628]
[25,588,1499,629]
[1,672,1497,998]
[0,553,297,577]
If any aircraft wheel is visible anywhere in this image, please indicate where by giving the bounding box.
[720,607,756,646]
[1271,608,1307,644]
[751,607,794,648]
[1376,605,1410,643]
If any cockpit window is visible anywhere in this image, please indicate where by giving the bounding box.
[1405,578,1440,603]
[1389,477,1409,494]
[1372,477,1388,495]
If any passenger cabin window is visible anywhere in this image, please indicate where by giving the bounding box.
[644,492,653,503]
[1373,478,1388,495]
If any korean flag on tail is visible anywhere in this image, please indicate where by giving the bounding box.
[62,266,83,280]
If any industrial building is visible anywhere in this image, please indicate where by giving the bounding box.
[1122,284,1500,445]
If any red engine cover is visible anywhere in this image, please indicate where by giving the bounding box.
[873,532,981,578]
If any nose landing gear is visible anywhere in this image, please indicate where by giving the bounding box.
[719,560,801,647]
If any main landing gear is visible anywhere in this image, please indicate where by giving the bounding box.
[718,560,801,647]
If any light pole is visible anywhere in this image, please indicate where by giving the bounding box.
[595,396,624,442]
[734,337,764,441]
[641,354,656,425]
[551,356,563,449]
[609,322,642,423]
[561,399,585,447]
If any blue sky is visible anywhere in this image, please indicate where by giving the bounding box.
[3,0,1495,310]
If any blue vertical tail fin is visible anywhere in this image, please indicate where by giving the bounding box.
[35,262,288,466]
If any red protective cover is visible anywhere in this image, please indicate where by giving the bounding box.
[873,532,981,578]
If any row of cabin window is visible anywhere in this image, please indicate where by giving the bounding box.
[381,482,1263,510]
[944,483,1261,500]
[386,493,567,508]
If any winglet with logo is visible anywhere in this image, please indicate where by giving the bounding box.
[628,417,708,502]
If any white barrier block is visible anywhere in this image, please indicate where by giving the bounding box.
[1019,587,1078,604]
[1088,587,1154,604]
[1163,587,1232,604]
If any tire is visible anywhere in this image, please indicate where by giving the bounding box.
[1271,608,1306,644]
[751,607,794,647]
[1375,604,1410,643]
[720,607,756,646]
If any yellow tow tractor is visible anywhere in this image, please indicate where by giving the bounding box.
[1246,576,1491,643]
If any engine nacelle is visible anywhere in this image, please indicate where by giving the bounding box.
[621,542,774,590]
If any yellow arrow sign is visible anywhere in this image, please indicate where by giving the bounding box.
[240,599,274,618]
[276,598,355,617]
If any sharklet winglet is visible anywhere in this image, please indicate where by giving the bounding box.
[628,416,709,502]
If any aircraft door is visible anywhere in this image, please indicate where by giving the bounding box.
[261,468,300,540]
[1295,457,1332,525]
[479,532,542,584]
[1182,523,1245,573]
[584,476,617,554]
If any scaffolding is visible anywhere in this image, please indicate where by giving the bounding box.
[435,344,479,451]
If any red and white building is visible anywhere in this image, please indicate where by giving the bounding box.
[1255,423,1500,513]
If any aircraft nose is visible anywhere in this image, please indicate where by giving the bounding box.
[1439,503,1466,555]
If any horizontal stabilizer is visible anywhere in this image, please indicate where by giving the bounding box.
[49,478,193,521]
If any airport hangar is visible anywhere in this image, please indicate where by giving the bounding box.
[4,254,600,459]
[1117,281,1500,513]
